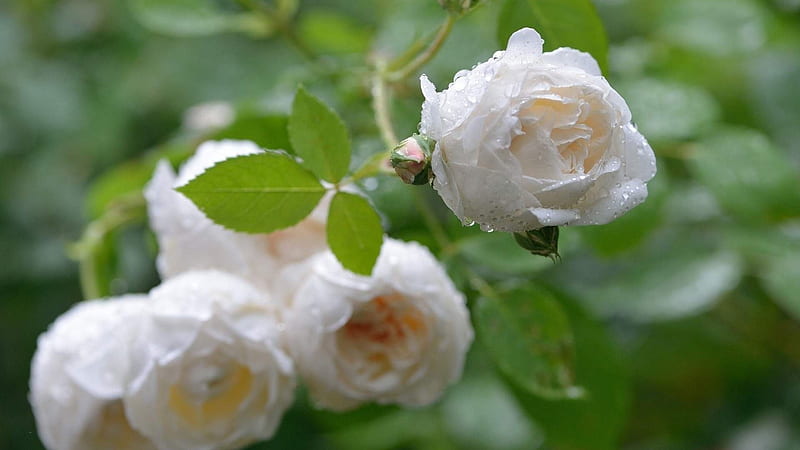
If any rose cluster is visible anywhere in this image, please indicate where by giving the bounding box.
[31,25,658,448]
[29,140,473,450]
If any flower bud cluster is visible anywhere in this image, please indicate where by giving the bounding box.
[30,140,473,450]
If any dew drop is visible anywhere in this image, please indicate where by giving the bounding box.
[362,178,379,191]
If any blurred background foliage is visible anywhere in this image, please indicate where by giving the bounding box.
[1,0,800,448]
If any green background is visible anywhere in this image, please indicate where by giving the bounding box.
[2,0,800,448]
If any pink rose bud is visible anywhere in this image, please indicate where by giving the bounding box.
[390,134,433,185]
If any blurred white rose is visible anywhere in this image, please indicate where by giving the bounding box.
[123,270,295,450]
[182,101,235,132]
[420,27,656,232]
[145,140,330,291]
[283,238,473,411]
[30,296,156,450]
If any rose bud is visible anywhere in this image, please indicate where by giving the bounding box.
[420,27,657,232]
[390,134,433,185]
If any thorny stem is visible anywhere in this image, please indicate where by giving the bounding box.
[386,14,456,83]
[280,22,317,61]
[412,190,451,252]
[374,11,500,299]
[372,11,494,298]
[346,151,395,185]
[370,13,457,166]
[411,189,500,300]
[71,194,146,299]
[371,63,399,148]
[237,0,317,60]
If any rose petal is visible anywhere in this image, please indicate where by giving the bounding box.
[541,47,602,76]
[621,123,657,182]
[571,179,649,225]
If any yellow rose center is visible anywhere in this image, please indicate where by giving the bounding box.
[80,400,155,450]
[513,86,613,177]
[168,363,261,428]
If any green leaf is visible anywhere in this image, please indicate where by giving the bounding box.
[458,232,552,275]
[687,128,800,223]
[476,287,582,399]
[327,410,448,450]
[731,226,800,321]
[506,294,630,450]
[178,152,326,233]
[626,316,772,442]
[87,144,192,219]
[748,51,800,161]
[212,114,293,153]
[288,87,351,182]
[561,243,743,323]
[656,0,767,57]
[497,0,609,74]
[327,192,383,275]
[76,230,118,299]
[580,168,669,256]
[127,0,272,37]
[617,79,720,144]
[762,248,800,321]
[441,375,541,449]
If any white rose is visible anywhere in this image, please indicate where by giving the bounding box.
[182,101,235,132]
[124,270,295,450]
[29,296,156,450]
[145,139,330,291]
[420,27,657,232]
[283,238,473,411]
